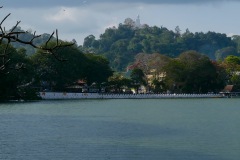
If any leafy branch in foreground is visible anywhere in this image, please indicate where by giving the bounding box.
[0,6,74,73]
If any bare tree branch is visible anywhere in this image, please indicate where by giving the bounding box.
[0,6,75,73]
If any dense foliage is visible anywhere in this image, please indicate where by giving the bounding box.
[0,42,113,100]
[2,17,240,100]
[129,51,230,93]
[81,19,239,71]
[163,51,227,93]
[0,44,35,100]
[9,27,53,55]
[1,6,113,100]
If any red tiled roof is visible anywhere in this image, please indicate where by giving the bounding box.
[223,85,234,92]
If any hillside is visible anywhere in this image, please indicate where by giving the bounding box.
[80,18,240,71]
[9,26,52,55]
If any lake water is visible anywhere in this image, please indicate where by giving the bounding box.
[0,98,239,160]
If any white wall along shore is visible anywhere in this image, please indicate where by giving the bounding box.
[39,92,224,100]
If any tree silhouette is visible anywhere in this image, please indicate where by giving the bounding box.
[0,6,74,73]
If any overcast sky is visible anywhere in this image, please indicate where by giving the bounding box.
[1,0,240,45]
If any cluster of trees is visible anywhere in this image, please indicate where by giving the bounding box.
[2,43,238,100]
[107,68,146,94]
[128,51,240,93]
[2,8,240,100]
[222,55,240,89]
[80,18,239,71]
[31,42,113,90]
[0,43,113,100]
[1,6,76,100]
[0,45,34,100]
[9,26,53,55]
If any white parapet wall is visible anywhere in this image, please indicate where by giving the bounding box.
[39,92,223,100]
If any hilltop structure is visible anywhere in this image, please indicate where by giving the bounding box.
[135,15,141,28]
[124,15,143,28]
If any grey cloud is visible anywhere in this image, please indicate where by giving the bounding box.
[2,0,240,8]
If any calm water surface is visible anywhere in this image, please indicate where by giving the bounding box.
[0,99,240,160]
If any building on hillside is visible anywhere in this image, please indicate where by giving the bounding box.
[146,69,166,85]
[65,80,87,92]
[135,15,141,28]
[222,85,234,93]
[124,15,144,29]
[66,80,102,93]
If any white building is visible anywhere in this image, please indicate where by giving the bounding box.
[135,15,141,28]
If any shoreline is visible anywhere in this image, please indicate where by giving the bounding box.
[39,92,225,100]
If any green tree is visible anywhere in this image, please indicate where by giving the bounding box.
[1,6,74,100]
[84,53,113,85]
[163,59,186,93]
[0,45,35,100]
[231,35,240,53]
[174,26,181,38]
[107,73,131,93]
[223,55,240,90]
[31,42,113,91]
[225,55,240,65]
[130,68,146,93]
[31,42,89,91]
[81,19,236,72]
[83,35,96,48]
[163,51,226,93]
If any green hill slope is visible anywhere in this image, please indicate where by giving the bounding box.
[80,18,240,71]
[9,26,52,55]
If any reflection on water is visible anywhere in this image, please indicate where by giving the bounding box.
[0,99,240,160]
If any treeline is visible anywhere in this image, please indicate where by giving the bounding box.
[0,43,113,100]
[9,26,53,55]
[132,51,227,93]
[80,18,240,71]
[1,20,240,100]
[1,43,239,100]
[107,51,240,94]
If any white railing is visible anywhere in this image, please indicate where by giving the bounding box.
[39,92,223,100]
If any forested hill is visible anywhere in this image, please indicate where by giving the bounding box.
[80,19,240,71]
[9,26,52,55]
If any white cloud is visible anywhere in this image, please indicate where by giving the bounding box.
[2,1,240,45]
[46,7,78,22]
[227,33,236,37]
